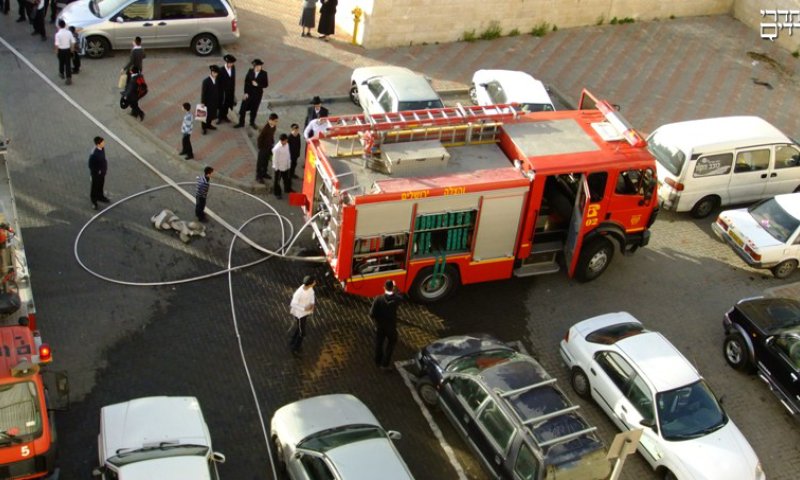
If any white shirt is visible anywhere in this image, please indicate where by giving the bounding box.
[54,29,75,49]
[272,141,290,171]
[290,285,315,318]
[304,118,330,139]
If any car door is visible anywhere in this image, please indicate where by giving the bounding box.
[765,144,800,196]
[112,0,157,47]
[588,351,632,431]
[474,398,516,477]
[762,335,800,409]
[153,0,197,47]
[613,374,663,468]
[728,147,771,203]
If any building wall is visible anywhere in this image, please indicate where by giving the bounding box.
[734,0,800,52]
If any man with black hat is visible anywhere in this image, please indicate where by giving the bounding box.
[288,275,316,356]
[305,96,329,127]
[235,58,268,129]
[370,280,404,371]
[217,54,236,123]
[200,65,220,135]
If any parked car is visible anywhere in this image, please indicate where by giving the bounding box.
[469,69,555,112]
[560,312,765,480]
[349,66,444,116]
[92,396,226,480]
[415,334,610,480]
[723,296,800,416]
[270,394,414,480]
[712,192,800,278]
[58,0,240,59]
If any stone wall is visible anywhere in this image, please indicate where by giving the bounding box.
[734,0,800,52]
[334,0,735,48]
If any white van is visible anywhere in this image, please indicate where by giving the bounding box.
[647,116,800,217]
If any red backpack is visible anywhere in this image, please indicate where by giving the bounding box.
[135,75,148,99]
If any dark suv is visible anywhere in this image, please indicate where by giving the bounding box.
[415,334,610,480]
[723,296,800,415]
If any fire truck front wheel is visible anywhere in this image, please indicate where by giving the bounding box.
[575,238,614,282]
[410,266,459,303]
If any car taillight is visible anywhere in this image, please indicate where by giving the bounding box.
[664,177,684,191]
[39,344,52,364]
[231,19,237,32]
[745,244,761,261]
[564,330,570,342]
[716,217,729,231]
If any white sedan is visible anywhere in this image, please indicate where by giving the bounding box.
[271,394,414,480]
[349,66,443,116]
[560,313,764,480]
[712,192,800,278]
[469,69,555,112]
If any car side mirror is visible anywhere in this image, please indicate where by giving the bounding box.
[640,418,657,432]
[479,83,488,88]
[211,452,226,464]
[116,16,124,23]
[293,452,303,460]
[387,430,402,441]
[91,466,106,477]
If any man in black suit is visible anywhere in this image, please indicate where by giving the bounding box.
[305,96,329,127]
[217,54,236,124]
[200,65,220,135]
[234,58,268,130]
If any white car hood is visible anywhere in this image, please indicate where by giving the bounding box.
[326,438,414,480]
[59,0,101,28]
[101,397,211,460]
[667,421,759,480]
[119,455,212,480]
[272,394,380,447]
[721,209,783,249]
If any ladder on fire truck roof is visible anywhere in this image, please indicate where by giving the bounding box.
[325,103,521,138]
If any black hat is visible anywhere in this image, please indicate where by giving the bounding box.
[223,54,236,63]
[252,58,264,66]
[310,96,322,105]
[302,275,315,286]
[209,65,220,73]
[384,280,395,291]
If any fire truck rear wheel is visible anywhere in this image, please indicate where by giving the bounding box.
[575,238,614,282]
[410,266,459,303]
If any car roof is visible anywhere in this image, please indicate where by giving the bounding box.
[650,116,791,154]
[615,332,700,392]
[353,66,440,102]
[326,438,414,480]
[474,69,552,105]
[773,192,800,220]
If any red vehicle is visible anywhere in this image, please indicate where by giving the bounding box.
[296,90,659,302]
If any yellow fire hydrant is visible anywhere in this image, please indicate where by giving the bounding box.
[351,7,363,45]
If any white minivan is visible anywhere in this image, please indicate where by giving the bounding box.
[648,116,800,217]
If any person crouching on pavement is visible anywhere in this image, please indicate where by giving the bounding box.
[272,133,291,199]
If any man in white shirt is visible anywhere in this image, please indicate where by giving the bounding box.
[271,134,291,199]
[288,275,316,356]
[53,19,74,85]
[303,111,331,140]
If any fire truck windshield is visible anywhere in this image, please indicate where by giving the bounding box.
[0,381,42,444]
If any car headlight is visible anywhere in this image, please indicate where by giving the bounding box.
[755,461,765,480]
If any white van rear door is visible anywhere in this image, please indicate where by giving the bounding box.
[728,148,771,204]
[765,144,800,196]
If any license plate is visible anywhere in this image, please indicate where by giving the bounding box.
[729,230,744,247]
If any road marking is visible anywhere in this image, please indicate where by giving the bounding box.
[395,359,468,480]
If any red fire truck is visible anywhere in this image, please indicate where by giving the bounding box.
[296,90,659,302]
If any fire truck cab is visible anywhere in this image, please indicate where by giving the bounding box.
[298,90,658,303]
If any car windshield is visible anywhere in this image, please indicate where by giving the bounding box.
[647,132,686,176]
[96,0,131,18]
[0,381,42,444]
[108,443,209,467]
[446,349,519,374]
[397,99,444,111]
[748,198,800,243]
[656,380,727,441]
[522,103,555,112]
[298,424,385,452]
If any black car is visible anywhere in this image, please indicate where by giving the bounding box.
[415,334,610,480]
[723,296,800,415]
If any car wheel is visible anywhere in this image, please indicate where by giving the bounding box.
[690,195,719,218]
[469,84,478,104]
[723,333,753,372]
[410,265,459,303]
[416,378,439,407]
[575,238,614,282]
[570,368,591,399]
[771,259,798,279]
[84,36,110,59]
[349,84,360,106]
[663,471,677,480]
[192,33,217,56]
[272,435,286,471]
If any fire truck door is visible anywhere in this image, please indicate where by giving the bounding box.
[564,177,591,276]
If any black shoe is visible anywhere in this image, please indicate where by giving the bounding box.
[99,197,110,203]
[202,128,207,135]
[249,123,258,130]
[255,177,265,184]
[92,203,98,210]
[72,69,79,74]
[138,112,145,121]
[16,17,26,22]
[185,155,194,160]
[198,217,208,223]
[233,123,244,129]
[65,78,71,85]
[178,151,187,156]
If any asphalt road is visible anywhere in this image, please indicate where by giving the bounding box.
[1,15,799,480]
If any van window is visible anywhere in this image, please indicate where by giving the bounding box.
[775,145,800,169]
[120,0,154,21]
[734,149,770,173]
[195,0,227,17]
[158,0,193,19]
[693,153,733,178]
[647,133,686,176]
